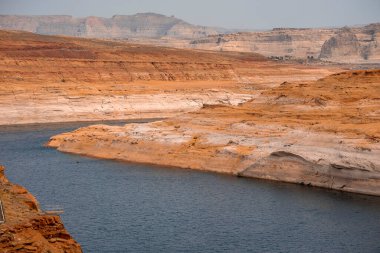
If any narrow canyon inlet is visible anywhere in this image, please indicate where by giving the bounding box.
[1,123,380,252]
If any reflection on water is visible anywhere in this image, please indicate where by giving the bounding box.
[1,122,380,253]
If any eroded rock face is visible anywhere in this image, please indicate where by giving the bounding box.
[0,30,337,125]
[319,28,360,60]
[47,70,380,196]
[319,26,380,63]
[189,24,380,63]
[0,166,82,252]
[0,13,228,39]
[189,28,335,60]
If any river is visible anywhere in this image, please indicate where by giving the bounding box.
[1,121,380,253]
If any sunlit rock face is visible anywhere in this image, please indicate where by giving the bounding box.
[0,30,337,125]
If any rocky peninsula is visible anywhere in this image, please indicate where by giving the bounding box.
[48,70,380,196]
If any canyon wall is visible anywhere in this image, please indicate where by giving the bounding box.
[0,165,82,252]
[189,24,380,63]
[0,30,338,125]
[190,28,335,59]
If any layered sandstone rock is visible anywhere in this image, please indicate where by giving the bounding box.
[0,13,228,39]
[189,28,335,59]
[0,30,338,125]
[48,70,380,196]
[189,24,380,63]
[0,166,82,252]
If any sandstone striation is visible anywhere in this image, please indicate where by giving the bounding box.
[0,30,338,125]
[48,70,380,196]
[189,28,335,59]
[0,165,82,252]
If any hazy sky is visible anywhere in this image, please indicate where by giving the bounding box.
[0,0,379,29]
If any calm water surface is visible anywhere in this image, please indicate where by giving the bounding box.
[0,121,380,253]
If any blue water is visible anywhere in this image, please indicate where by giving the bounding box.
[1,121,380,253]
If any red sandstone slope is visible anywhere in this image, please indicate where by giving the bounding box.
[0,30,339,125]
[0,30,267,84]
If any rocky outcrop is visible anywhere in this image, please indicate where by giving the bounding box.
[0,30,338,125]
[0,166,82,252]
[47,70,380,196]
[319,28,361,60]
[319,25,380,63]
[0,13,229,39]
[1,14,378,63]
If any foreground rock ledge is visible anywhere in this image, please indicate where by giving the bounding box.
[48,70,380,196]
[0,166,82,253]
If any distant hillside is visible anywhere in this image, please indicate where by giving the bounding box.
[0,13,230,39]
[0,13,379,63]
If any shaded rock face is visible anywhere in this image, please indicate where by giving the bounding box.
[319,26,380,63]
[0,13,227,39]
[0,166,82,252]
[319,29,360,59]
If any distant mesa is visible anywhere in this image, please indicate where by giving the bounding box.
[0,13,229,39]
[0,13,379,63]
